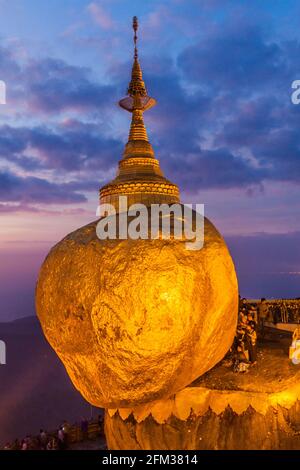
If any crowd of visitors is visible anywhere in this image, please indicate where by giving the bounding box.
[2,415,104,451]
[232,299,259,373]
[267,301,300,323]
[232,297,300,372]
[254,299,300,324]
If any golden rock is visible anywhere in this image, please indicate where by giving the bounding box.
[36,213,238,408]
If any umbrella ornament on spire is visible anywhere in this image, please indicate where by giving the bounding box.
[119,16,156,112]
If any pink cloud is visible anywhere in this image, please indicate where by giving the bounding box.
[87,2,114,30]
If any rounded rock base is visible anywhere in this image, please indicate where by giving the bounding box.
[105,402,300,450]
[105,336,300,450]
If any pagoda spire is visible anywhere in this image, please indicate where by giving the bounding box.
[99,17,180,211]
[119,16,156,153]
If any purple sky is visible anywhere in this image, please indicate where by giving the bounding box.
[0,0,300,320]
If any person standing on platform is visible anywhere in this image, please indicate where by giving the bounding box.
[81,417,89,441]
[39,429,47,450]
[250,305,258,324]
[62,421,70,449]
[245,323,257,364]
[258,298,268,337]
[57,426,65,450]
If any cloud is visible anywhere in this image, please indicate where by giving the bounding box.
[28,123,122,172]
[28,71,115,114]
[0,203,93,215]
[155,17,300,189]
[0,122,123,174]
[0,170,87,205]
[0,203,40,213]
[164,148,266,191]
[0,45,119,115]
[178,22,285,94]
[0,44,21,82]
[87,2,115,30]
[24,57,118,114]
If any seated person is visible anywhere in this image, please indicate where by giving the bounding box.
[293,324,300,342]
[233,344,250,373]
[289,323,300,363]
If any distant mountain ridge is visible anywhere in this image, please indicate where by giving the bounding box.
[0,314,100,445]
[0,315,40,335]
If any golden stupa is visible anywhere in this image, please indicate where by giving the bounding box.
[36,18,238,409]
[100,16,179,210]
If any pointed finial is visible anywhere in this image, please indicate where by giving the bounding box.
[119,17,156,112]
[133,16,138,59]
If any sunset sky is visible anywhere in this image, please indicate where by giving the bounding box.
[0,0,300,320]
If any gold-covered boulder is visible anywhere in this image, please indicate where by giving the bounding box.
[36,212,238,408]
